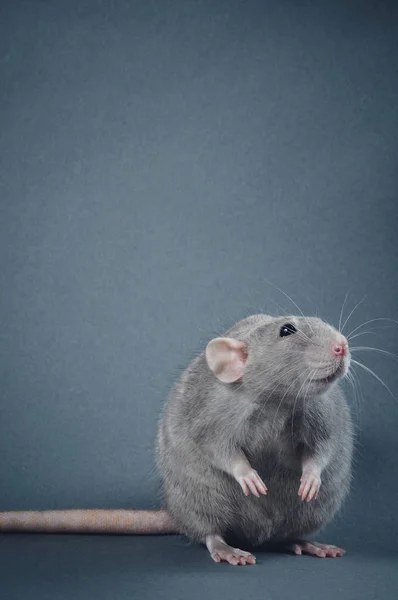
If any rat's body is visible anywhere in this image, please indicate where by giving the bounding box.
[156,314,353,562]
[0,314,353,564]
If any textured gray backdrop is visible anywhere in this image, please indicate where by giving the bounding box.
[1,1,397,599]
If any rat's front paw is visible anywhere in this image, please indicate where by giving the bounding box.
[298,471,321,502]
[234,468,268,498]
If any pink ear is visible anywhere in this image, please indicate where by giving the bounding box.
[205,337,248,383]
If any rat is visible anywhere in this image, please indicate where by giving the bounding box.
[0,314,353,565]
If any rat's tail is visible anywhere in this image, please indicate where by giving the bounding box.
[0,509,177,534]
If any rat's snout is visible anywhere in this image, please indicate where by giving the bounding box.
[304,324,350,389]
[331,337,348,357]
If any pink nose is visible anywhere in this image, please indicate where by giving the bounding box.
[332,339,348,357]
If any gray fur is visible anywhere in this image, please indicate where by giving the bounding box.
[156,314,353,547]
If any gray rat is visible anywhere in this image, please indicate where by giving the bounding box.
[0,313,353,566]
[157,313,353,564]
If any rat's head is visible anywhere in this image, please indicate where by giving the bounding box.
[205,315,350,399]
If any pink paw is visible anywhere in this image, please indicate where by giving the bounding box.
[298,471,321,502]
[211,546,257,566]
[287,541,345,558]
[207,535,256,566]
[237,469,268,498]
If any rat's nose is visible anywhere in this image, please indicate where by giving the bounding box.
[332,338,348,357]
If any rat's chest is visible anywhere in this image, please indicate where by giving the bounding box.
[244,408,329,467]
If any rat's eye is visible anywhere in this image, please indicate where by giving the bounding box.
[279,323,297,337]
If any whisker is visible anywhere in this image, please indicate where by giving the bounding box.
[352,368,365,442]
[271,370,309,432]
[262,296,289,317]
[351,359,396,403]
[350,368,364,436]
[339,292,350,333]
[263,279,314,334]
[345,370,361,427]
[350,347,398,361]
[341,295,366,334]
[291,369,314,441]
[302,370,316,432]
[244,302,280,318]
[347,318,398,340]
[347,331,380,342]
[294,326,318,346]
[264,280,306,317]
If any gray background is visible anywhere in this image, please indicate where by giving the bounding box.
[1,0,397,598]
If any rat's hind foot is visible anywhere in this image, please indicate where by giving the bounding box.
[286,540,345,558]
[206,534,256,566]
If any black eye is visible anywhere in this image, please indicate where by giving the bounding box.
[279,323,297,337]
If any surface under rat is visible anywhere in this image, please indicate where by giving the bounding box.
[0,314,353,566]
